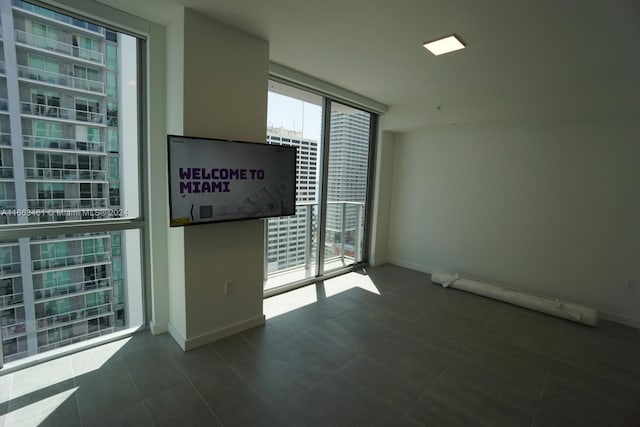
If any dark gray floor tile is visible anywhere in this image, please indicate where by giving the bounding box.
[482,304,561,356]
[1,402,7,427]
[446,357,541,414]
[326,286,387,310]
[116,331,167,357]
[393,415,424,427]
[533,396,609,427]
[407,392,484,427]
[75,358,140,423]
[375,293,429,320]
[279,372,402,427]
[267,304,331,336]
[543,376,640,426]
[439,288,501,321]
[210,333,257,364]
[309,296,352,320]
[364,332,453,386]
[231,341,335,404]
[171,344,230,380]
[554,329,640,390]
[366,265,424,293]
[288,323,358,369]
[399,312,476,355]
[6,264,640,427]
[549,360,640,408]
[123,347,184,398]
[190,358,247,399]
[458,342,549,392]
[339,355,424,411]
[199,380,286,427]
[323,310,394,350]
[389,280,448,305]
[241,323,288,348]
[143,381,220,427]
[413,305,485,332]
[559,319,640,347]
[350,303,412,331]
[468,332,551,372]
[83,402,152,427]
[426,372,532,426]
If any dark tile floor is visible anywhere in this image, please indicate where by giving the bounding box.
[1,264,639,426]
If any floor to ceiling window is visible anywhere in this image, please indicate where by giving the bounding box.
[264,80,376,293]
[0,0,145,367]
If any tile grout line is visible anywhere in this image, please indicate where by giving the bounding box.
[207,340,279,424]
[529,318,564,427]
[120,348,155,427]
[179,353,225,427]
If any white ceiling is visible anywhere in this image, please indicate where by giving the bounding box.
[97,0,640,108]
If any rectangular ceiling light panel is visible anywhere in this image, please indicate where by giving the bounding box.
[423,35,465,56]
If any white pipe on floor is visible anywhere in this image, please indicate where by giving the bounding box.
[431,271,598,326]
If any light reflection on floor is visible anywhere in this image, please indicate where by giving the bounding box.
[264,270,380,320]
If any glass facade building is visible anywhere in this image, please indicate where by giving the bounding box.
[266,127,319,273]
[0,0,135,363]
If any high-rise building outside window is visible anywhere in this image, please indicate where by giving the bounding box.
[0,0,144,366]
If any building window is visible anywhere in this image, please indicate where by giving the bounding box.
[0,1,144,366]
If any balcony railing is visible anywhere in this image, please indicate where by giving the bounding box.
[32,250,110,271]
[3,350,29,363]
[0,292,24,308]
[21,101,105,124]
[37,326,114,353]
[14,29,104,63]
[17,65,105,94]
[23,135,106,153]
[36,302,113,329]
[34,277,111,300]
[326,200,365,265]
[1,321,26,339]
[0,261,21,276]
[0,199,16,209]
[0,166,13,179]
[266,200,365,279]
[25,167,107,181]
[13,0,104,35]
[0,133,11,146]
[27,197,108,210]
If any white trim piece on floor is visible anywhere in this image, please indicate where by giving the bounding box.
[182,314,266,351]
[599,311,640,329]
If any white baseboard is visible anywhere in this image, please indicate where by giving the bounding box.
[385,259,640,330]
[182,314,266,351]
[149,321,168,335]
[598,311,640,329]
[386,257,435,275]
[167,322,187,351]
[368,257,387,267]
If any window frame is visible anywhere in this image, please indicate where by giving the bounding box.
[0,0,150,370]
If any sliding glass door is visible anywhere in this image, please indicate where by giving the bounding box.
[265,82,323,288]
[265,81,376,293]
[322,102,372,273]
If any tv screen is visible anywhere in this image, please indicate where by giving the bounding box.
[168,135,297,227]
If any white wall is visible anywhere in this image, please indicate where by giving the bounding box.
[165,8,186,339]
[169,9,268,349]
[385,117,640,325]
[369,129,394,266]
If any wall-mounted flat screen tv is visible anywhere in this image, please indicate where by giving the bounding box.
[168,135,297,227]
